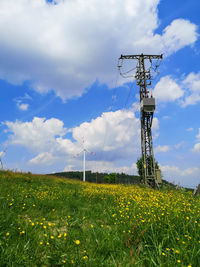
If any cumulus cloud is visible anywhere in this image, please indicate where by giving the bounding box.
[160,19,198,55]
[0,0,198,100]
[14,93,32,110]
[181,72,200,107]
[192,143,200,153]
[5,117,67,152]
[17,103,29,111]
[153,76,184,102]
[153,72,200,107]
[160,164,200,188]
[4,109,144,166]
[29,152,59,165]
[64,160,138,175]
[192,128,200,153]
[87,161,138,175]
[133,19,198,55]
[71,110,140,156]
[152,117,159,139]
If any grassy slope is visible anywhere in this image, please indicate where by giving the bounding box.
[0,170,199,266]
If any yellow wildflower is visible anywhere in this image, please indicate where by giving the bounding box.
[75,240,80,245]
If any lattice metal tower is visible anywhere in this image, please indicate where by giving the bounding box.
[118,54,162,187]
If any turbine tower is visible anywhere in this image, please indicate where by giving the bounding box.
[118,54,162,187]
[0,148,7,169]
[73,138,95,182]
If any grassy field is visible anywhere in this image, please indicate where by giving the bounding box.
[0,170,199,266]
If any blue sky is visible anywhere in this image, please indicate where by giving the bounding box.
[0,0,200,188]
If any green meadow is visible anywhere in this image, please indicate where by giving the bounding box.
[0,170,199,266]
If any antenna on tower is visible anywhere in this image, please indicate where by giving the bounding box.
[0,148,7,169]
[73,137,96,182]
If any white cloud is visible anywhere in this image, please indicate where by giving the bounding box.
[192,143,200,153]
[160,164,200,188]
[5,117,67,152]
[160,19,198,55]
[63,161,138,175]
[161,165,199,178]
[18,103,29,111]
[133,19,198,56]
[153,72,200,107]
[29,152,59,165]
[153,76,184,102]
[152,117,159,139]
[71,110,140,156]
[192,128,200,153]
[86,161,137,174]
[154,145,170,153]
[0,1,198,100]
[181,72,200,106]
[4,109,142,165]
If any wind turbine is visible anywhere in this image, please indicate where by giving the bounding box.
[0,148,7,169]
[73,137,96,182]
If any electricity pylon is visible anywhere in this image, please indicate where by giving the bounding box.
[118,54,162,187]
[73,138,95,182]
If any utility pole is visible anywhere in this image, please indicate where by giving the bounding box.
[118,54,162,187]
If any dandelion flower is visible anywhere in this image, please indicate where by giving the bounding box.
[75,240,80,245]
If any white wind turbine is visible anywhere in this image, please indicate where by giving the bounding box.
[73,137,96,182]
[0,148,7,169]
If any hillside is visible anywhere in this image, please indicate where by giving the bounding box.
[50,170,181,188]
[50,171,140,184]
[0,170,199,266]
